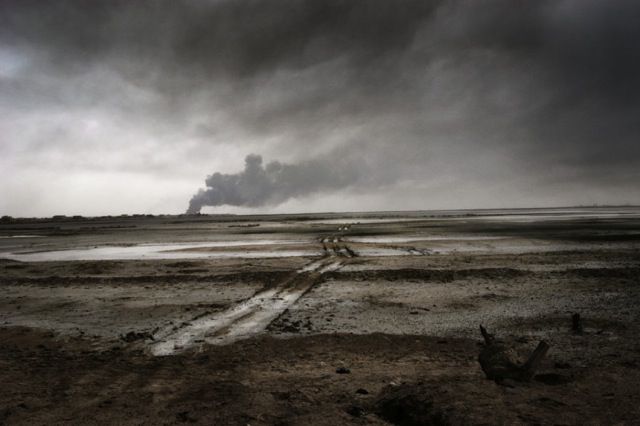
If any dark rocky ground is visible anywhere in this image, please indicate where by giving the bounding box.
[1,209,639,425]
[1,327,639,425]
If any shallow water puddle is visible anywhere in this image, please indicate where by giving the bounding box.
[345,235,508,244]
[478,212,640,222]
[1,240,320,261]
[306,217,428,224]
[355,248,425,257]
[0,235,46,238]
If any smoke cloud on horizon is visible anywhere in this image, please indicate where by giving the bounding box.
[187,154,363,213]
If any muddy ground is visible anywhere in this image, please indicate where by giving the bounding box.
[0,208,639,425]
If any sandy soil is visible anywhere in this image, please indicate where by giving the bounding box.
[0,207,639,425]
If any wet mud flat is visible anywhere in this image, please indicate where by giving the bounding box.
[1,207,640,425]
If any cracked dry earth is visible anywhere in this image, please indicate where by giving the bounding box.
[1,208,640,425]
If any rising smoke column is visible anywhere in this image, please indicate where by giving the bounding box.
[187,154,359,213]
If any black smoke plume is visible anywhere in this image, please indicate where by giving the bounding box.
[187,154,360,213]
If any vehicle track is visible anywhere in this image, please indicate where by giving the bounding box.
[149,233,353,356]
[321,235,357,258]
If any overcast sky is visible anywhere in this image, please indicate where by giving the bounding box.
[1,0,640,216]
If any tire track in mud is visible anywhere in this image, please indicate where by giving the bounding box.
[321,235,357,258]
[149,233,354,356]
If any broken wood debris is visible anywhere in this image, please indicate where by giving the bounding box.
[478,325,549,382]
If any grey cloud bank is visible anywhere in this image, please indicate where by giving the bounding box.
[1,1,640,215]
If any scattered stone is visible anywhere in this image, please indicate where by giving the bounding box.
[346,405,366,417]
[282,324,300,333]
[621,360,639,368]
[572,313,584,334]
[374,383,449,426]
[499,378,520,389]
[120,331,153,342]
[534,373,573,386]
[531,397,567,408]
[176,411,196,423]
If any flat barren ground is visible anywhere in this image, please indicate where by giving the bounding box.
[1,207,639,425]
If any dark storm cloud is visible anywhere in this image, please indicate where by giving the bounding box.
[1,0,640,214]
[0,0,438,71]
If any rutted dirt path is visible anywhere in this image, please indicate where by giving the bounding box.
[150,234,353,356]
[321,235,357,258]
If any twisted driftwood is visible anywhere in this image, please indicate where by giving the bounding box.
[478,325,549,382]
